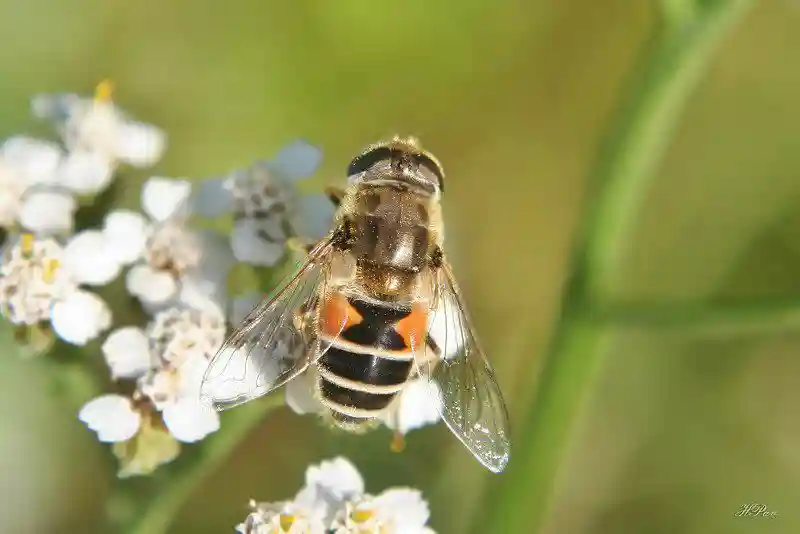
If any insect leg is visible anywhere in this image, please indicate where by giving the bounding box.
[425,334,442,360]
[385,334,442,453]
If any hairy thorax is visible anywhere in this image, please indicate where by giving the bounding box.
[346,184,435,300]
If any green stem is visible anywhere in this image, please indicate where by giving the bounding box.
[585,0,755,300]
[121,395,285,534]
[659,0,698,30]
[477,2,754,533]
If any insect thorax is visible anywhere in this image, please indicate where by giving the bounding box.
[342,183,439,300]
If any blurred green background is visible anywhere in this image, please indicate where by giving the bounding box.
[1,0,799,533]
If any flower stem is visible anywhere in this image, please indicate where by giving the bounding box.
[476,2,754,533]
[119,395,285,534]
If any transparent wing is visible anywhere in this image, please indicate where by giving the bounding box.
[200,238,346,411]
[415,261,511,473]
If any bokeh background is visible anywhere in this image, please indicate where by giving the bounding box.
[1,0,799,533]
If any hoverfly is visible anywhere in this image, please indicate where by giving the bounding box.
[200,136,510,473]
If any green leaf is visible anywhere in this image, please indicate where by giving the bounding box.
[113,416,181,479]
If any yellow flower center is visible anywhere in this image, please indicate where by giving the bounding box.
[94,79,114,102]
[43,259,60,284]
[352,509,375,523]
[278,513,296,532]
[21,233,34,256]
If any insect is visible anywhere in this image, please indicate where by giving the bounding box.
[200,136,510,473]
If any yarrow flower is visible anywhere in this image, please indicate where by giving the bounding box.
[0,81,166,238]
[193,140,334,266]
[68,133,328,475]
[79,303,226,476]
[111,176,235,314]
[5,82,344,480]
[32,80,166,194]
[0,80,168,348]
[237,457,435,534]
[0,233,115,345]
[0,136,66,234]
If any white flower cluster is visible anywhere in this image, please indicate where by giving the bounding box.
[75,171,329,473]
[1,81,165,237]
[0,83,342,476]
[74,148,331,473]
[0,81,166,345]
[80,306,226,442]
[237,457,435,534]
[0,233,113,345]
[193,140,334,267]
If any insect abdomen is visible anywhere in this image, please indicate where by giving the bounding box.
[317,292,427,429]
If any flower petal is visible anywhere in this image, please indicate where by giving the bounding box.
[102,327,152,379]
[162,398,220,443]
[290,193,335,240]
[138,368,178,410]
[62,230,121,286]
[125,264,178,307]
[177,275,225,317]
[115,121,166,167]
[79,394,141,443]
[269,140,323,181]
[31,93,81,123]
[0,173,23,228]
[304,457,364,501]
[231,219,285,266]
[19,189,76,234]
[141,177,191,222]
[285,369,323,415]
[1,136,62,185]
[57,150,114,195]
[51,289,112,345]
[103,210,150,265]
[373,488,430,532]
[176,354,212,398]
[383,379,441,435]
[191,178,234,218]
[174,230,234,314]
[196,229,236,285]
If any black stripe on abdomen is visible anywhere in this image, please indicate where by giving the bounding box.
[319,347,412,386]
[319,377,398,411]
[342,297,410,351]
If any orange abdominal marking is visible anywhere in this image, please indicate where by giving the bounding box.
[393,302,428,350]
[320,293,363,336]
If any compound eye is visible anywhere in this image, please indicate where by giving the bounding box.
[347,143,444,193]
[347,146,392,177]
[412,153,444,192]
